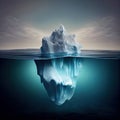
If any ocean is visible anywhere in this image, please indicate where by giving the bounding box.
[0,49,120,120]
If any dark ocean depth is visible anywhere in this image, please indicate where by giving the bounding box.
[0,49,120,120]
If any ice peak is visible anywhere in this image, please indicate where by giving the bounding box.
[58,24,65,33]
[40,25,81,54]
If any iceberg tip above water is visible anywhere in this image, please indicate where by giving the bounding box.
[40,25,81,56]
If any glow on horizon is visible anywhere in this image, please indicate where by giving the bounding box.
[0,0,119,50]
[0,16,119,51]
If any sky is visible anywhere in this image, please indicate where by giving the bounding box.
[0,0,120,50]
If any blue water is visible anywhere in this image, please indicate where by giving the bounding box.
[0,49,120,120]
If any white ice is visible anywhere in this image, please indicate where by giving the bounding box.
[35,25,81,105]
[40,25,81,54]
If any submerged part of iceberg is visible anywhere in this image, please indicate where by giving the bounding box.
[40,25,81,54]
[35,57,81,105]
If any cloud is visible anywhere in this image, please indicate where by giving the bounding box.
[0,16,119,50]
[74,16,120,50]
[0,16,47,49]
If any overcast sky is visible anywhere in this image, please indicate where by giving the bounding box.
[0,0,119,50]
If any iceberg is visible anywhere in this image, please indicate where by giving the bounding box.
[35,25,81,105]
[40,25,81,54]
[35,58,81,105]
